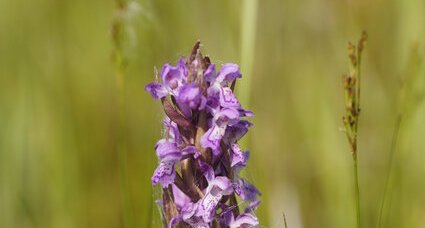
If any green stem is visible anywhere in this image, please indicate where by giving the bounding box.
[377,114,402,228]
[353,154,361,228]
[238,0,258,107]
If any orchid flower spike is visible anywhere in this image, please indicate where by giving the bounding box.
[146,42,260,228]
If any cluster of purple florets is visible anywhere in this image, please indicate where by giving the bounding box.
[145,43,260,228]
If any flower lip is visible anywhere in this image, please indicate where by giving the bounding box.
[151,161,175,187]
[219,87,240,108]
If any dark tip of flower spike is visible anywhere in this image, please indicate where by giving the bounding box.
[204,56,211,66]
[189,41,201,63]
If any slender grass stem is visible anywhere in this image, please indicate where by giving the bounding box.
[377,114,402,228]
[238,0,258,107]
[353,154,361,228]
[377,45,424,228]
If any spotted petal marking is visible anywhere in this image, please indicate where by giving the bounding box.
[219,87,240,108]
[151,161,175,187]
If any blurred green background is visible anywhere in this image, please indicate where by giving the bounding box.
[1,0,425,227]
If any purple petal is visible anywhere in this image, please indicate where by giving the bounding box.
[200,124,226,150]
[198,160,215,183]
[177,57,188,77]
[229,213,259,228]
[155,139,181,161]
[161,64,185,91]
[216,108,240,127]
[219,87,240,108]
[181,146,199,158]
[172,184,191,209]
[223,120,253,145]
[199,96,207,110]
[181,203,210,228]
[151,161,175,187]
[234,179,261,202]
[245,200,261,213]
[198,188,225,222]
[216,63,241,84]
[163,117,180,142]
[204,64,217,82]
[181,202,198,220]
[145,82,168,99]
[230,144,249,168]
[207,82,220,94]
[185,216,209,228]
[176,100,192,118]
[206,95,220,113]
[177,83,202,110]
[207,176,233,195]
[199,192,221,223]
[221,209,235,226]
[238,108,254,117]
[211,148,222,157]
[195,176,233,223]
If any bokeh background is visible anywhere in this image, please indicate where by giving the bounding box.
[1,0,425,227]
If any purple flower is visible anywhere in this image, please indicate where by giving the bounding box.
[229,213,259,228]
[144,83,168,100]
[206,64,241,108]
[200,107,240,153]
[221,208,259,228]
[198,176,233,222]
[155,139,181,161]
[177,83,205,109]
[145,42,260,227]
[172,184,191,209]
[205,63,241,86]
[182,162,233,224]
[230,143,249,169]
[163,116,180,143]
[245,200,261,213]
[176,83,207,117]
[151,139,180,187]
[234,178,261,202]
[222,120,253,145]
[151,138,198,188]
[145,58,187,99]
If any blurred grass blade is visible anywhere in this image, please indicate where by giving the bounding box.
[238,0,258,107]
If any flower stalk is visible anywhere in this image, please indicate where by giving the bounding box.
[145,42,261,227]
[342,31,367,228]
